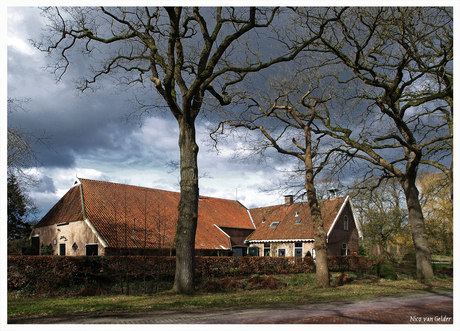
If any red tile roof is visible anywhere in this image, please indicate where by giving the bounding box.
[35,185,84,227]
[246,197,347,242]
[36,178,254,251]
[35,178,353,251]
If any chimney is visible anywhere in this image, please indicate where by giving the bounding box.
[327,187,338,199]
[284,195,293,206]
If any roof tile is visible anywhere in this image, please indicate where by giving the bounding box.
[246,197,346,241]
[35,186,83,227]
[38,178,254,251]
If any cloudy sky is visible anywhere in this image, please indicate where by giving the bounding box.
[6,5,301,220]
[6,3,457,223]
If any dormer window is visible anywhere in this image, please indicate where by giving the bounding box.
[344,215,348,231]
[295,219,302,224]
[269,221,280,228]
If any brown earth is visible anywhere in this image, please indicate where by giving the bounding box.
[202,275,287,292]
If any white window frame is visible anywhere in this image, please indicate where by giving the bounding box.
[344,215,348,231]
[341,243,348,256]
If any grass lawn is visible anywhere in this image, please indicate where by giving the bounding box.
[8,272,453,320]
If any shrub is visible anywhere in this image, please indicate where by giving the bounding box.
[370,262,397,280]
[369,264,379,277]
[358,245,367,257]
[40,245,54,255]
[402,252,416,262]
[22,245,39,255]
[379,263,397,280]
[8,255,371,295]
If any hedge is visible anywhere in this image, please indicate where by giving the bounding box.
[8,255,370,293]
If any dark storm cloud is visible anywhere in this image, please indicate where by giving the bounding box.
[6,6,310,219]
[8,84,148,169]
[8,6,169,171]
[8,36,160,171]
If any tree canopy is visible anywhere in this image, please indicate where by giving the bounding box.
[294,6,452,280]
[34,6,346,293]
[213,7,452,280]
[7,174,33,241]
[418,172,453,255]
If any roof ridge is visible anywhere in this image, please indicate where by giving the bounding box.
[79,178,248,206]
[248,196,346,211]
[78,178,180,195]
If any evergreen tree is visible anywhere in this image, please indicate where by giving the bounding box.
[7,174,31,241]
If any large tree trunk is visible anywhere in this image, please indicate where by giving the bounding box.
[401,176,434,280]
[310,194,330,288]
[172,116,199,294]
[304,127,329,287]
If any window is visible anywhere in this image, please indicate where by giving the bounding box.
[295,219,302,224]
[294,243,302,258]
[344,215,348,231]
[269,221,280,228]
[248,246,259,256]
[341,243,348,256]
[86,244,98,256]
[59,243,66,256]
[264,243,271,256]
[278,249,286,257]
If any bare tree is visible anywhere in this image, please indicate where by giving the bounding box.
[7,98,50,187]
[292,7,452,280]
[213,86,335,287]
[349,177,409,257]
[33,7,344,293]
[7,98,51,240]
[417,172,453,256]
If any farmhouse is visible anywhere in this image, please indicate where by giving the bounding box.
[30,178,362,257]
[246,194,363,258]
[30,178,254,257]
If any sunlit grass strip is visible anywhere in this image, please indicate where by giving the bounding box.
[8,278,452,319]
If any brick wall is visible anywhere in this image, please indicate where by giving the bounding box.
[327,203,360,256]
